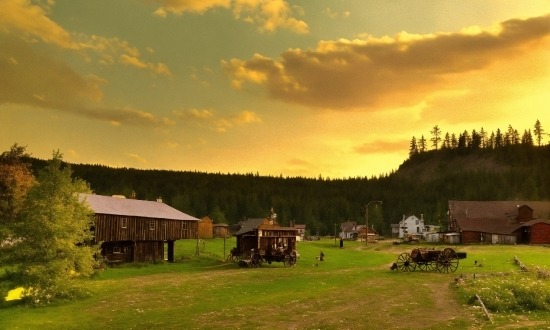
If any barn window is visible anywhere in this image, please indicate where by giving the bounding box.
[149,221,156,230]
[121,218,128,228]
[182,222,187,231]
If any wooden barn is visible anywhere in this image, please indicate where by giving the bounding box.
[233,214,297,257]
[81,193,199,263]
[448,200,550,244]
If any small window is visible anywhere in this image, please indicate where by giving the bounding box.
[121,218,128,229]
[182,222,188,231]
[113,246,122,254]
[149,220,155,230]
[415,220,419,225]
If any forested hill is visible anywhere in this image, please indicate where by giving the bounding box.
[27,144,550,236]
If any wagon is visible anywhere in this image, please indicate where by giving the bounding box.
[238,248,297,267]
[391,247,466,273]
[263,249,297,267]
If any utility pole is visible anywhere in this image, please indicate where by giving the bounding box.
[365,201,383,246]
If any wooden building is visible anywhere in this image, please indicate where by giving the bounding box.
[81,193,199,262]
[233,215,297,256]
[198,216,214,239]
[448,200,550,244]
[213,223,229,238]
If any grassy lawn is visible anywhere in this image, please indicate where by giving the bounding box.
[2,238,550,329]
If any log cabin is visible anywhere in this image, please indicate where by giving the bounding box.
[81,193,199,263]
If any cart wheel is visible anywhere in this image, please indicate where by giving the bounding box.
[396,252,416,272]
[437,248,459,273]
[417,261,436,271]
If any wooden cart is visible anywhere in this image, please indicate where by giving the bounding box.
[391,247,466,273]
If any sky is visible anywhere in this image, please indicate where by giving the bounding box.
[1,1,549,179]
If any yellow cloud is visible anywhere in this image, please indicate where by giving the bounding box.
[223,14,550,110]
[172,107,262,132]
[152,0,308,34]
[0,0,79,49]
[152,0,230,15]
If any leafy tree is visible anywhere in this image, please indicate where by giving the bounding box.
[0,152,97,305]
[534,119,544,146]
[0,144,35,243]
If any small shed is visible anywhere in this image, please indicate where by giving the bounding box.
[213,223,229,238]
[81,193,199,263]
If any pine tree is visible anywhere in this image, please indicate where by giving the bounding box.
[409,136,418,157]
[430,125,441,150]
[419,135,427,152]
[534,119,544,146]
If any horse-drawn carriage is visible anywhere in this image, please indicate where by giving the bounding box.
[232,247,297,267]
[391,247,466,273]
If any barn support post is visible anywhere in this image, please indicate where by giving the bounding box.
[167,240,175,262]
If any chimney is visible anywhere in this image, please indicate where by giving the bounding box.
[156,197,163,203]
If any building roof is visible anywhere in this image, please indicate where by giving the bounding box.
[458,217,550,235]
[295,224,306,229]
[233,218,297,236]
[341,221,358,233]
[449,201,550,220]
[457,218,519,235]
[233,218,267,236]
[80,193,199,221]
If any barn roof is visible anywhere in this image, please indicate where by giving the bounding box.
[456,218,519,235]
[449,201,550,220]
[80,193,199,221]
[458,217,550,234]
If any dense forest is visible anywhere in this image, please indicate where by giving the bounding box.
[23,122,550,237]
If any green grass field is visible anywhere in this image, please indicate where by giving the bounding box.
[2,238,550,329]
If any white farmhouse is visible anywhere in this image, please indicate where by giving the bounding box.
[398,214,440,241]
[398,214,426,239]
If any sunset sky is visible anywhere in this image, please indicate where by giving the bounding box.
[1,1,549,179]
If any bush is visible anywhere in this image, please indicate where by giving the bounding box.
[459,271,550,312]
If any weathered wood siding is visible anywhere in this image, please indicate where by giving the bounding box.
[461,231,482,244]
[530,222,550,244]
[94,214,197,242]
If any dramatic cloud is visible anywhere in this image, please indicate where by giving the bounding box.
[0,0,79,49]
[152,0,308,34]
[0,35,103,108]
[0,1,172,77]
[223,15,550,110]
[0,35,170,127]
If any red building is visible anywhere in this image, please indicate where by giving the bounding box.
[448,201,550,244]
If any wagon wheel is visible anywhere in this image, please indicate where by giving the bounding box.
[284,252,297,267]
[437,248,459,273]
[417,261,436,271]
[396,252,416,272]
